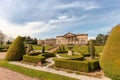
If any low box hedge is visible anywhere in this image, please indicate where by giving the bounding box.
[28,52,41,56]
[41,53,55,58]
[54,58,89,72]
[82,53,90,57]
[88,60,100,71]
[54,58,100,72]
[0,49,7,52]
[57,51,68,54]
[23,55,45,63]
[59,54,84,61]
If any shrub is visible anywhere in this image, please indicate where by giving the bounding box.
[59,54,84,61]
[100,24,120,80]
[54,58,89,72]
[23,55,45,63]
[5,36,26,61]
[41,53,55,58]
[88,60,100,71]
[28,52,41,56]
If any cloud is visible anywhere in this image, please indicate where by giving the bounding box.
[49,15,87,24]
[0,19,56,38]
[0,15,85,38]
[55,1,101,10]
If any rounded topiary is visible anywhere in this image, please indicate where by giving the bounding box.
[5,36,26,61]
[100,24,120,80]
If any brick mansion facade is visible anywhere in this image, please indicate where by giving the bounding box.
[37,32,88,46]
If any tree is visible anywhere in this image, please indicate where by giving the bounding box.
[95,34,105,45]
[5,36,26,61]
[22,36,38,44]
[90,40,95,59]
[0,31,4,45]
[100,24,120,80]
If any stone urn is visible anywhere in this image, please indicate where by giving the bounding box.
[67,44,73,55]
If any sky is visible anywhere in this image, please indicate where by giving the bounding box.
[0,0,120,39]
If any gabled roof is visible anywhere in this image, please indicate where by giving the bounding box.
[64,32,76,37]
[56,32,88,37]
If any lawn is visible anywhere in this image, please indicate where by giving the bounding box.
[33,45,53,51]
[0,60,77,80]
[63,45,104,55]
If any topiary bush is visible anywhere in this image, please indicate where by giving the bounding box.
[23,55,45,63]
[5,36,26,61]
[100,24,120,80]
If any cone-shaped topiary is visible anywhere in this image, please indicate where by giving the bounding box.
[90,40,95,59]
[5,36,26,61]
[42,46,45,53]
[100,24,120,80]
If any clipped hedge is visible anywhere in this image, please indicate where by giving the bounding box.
[54,58,89,72]
[41,53,55,58]
[57,51,68,54]
[0,49,7,52]
[82,53,90,57]
[88,60,100,71]
[23,55,45,63]
[28,52,41,56]
[59,54,84,61]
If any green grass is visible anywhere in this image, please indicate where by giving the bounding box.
[63,45,104,55]
[0,60,77,80]
[33,45,53,50]
[0,45,5,49]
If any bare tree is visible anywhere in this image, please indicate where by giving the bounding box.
[0,30,5,45]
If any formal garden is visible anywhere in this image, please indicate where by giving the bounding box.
[0,25,120,80]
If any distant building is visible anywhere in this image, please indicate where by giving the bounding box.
[37,38,56,46]
[56,32,88,45]
[44,38,56,46]
[37,32,88,46]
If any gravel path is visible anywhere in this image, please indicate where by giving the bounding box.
[0,52,6,59]
[0,52,40,80]
[0,67,40,80]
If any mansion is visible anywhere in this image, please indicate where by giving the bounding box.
[37,32,88,46]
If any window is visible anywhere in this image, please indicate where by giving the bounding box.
[81,39,85,45]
